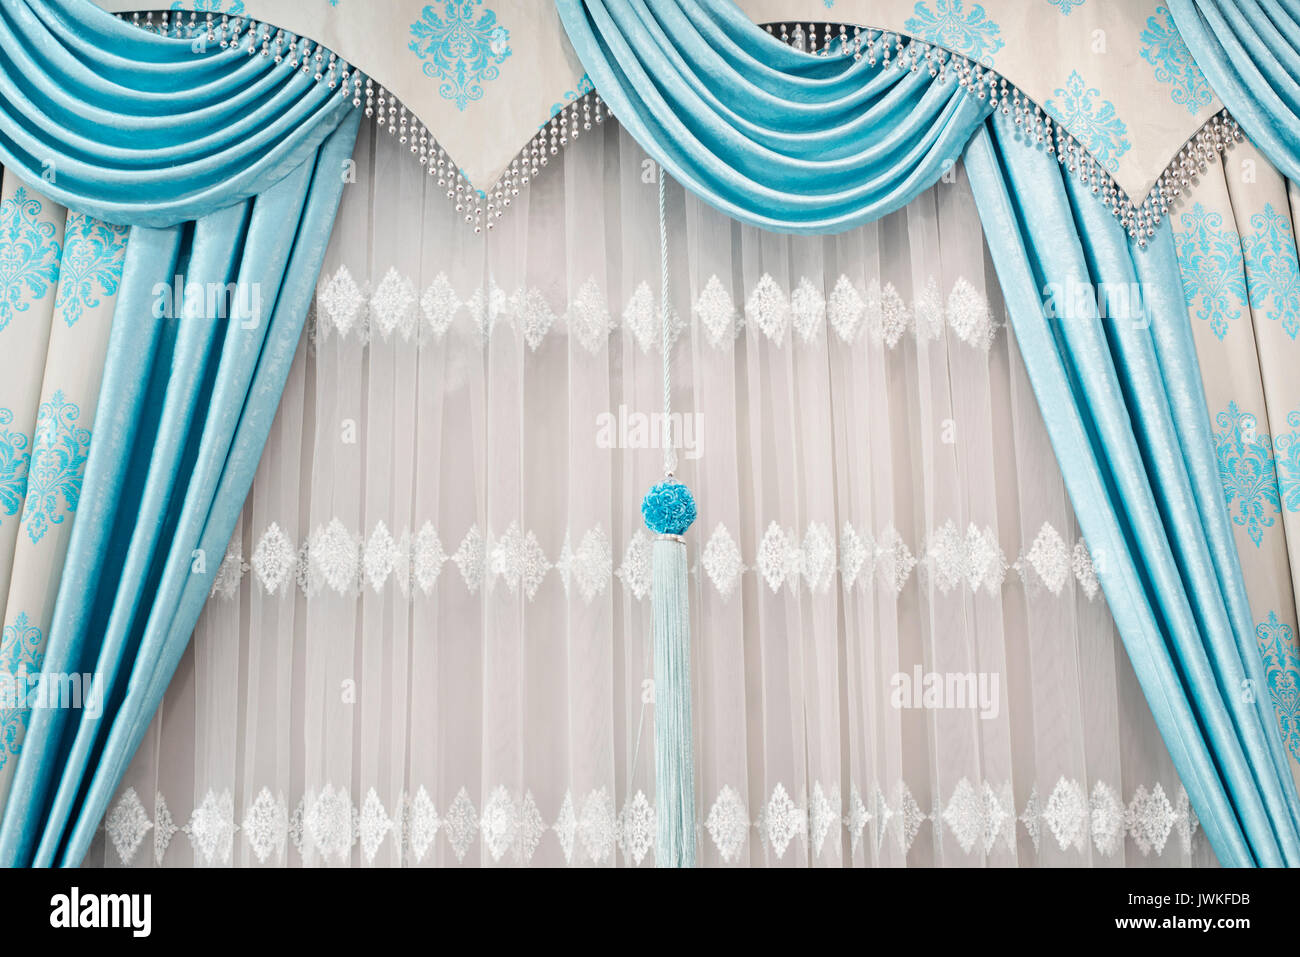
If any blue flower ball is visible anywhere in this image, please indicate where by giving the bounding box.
[641,480,697,535]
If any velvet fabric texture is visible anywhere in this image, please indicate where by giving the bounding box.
[1171,0,1300,185]
[0,0,360,866]
[554,0,992,234]
[556,0,1300,865]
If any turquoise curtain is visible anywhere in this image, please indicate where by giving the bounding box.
[1170,0,1300,184]
[965,112,1300,867]
[0,0,360,866]
[0,0,353,227]
[556,0,1300,865]
[555,0,991,233]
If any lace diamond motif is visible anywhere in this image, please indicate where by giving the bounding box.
[615,529,653,601]
[702,523,743,600]
[252,522,297,595]
[617,790,655,866]
[705,785,749,864]
[370,267,417,340]
[694,275,739,347]
[242,787,288,865]
[105,787,152,866]
[790,277,826,342]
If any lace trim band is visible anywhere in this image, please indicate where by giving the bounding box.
[314,267,1003,353]
[106,775,1199,867]
[209,518,1100,604]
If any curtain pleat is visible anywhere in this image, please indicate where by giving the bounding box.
[554,0,991,233]
[964,111,1300,866]
[0,110,361,868]
[0,0,362,867]
[1171,0,1300,184]
[0,0,356,227]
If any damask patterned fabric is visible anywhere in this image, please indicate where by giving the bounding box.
[0,169,123,817]
[1173,137,1300,783]
[91,121,1209,868]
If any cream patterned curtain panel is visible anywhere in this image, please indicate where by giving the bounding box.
[90,121,1209,868]
[0,170,125,806]
[1173,138,1300,788]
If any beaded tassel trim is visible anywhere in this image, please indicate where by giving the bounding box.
[118,11,1240,241]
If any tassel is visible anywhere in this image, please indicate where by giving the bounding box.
[644,168,697,865]
[642,481,697,866]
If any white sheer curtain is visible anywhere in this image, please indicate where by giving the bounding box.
[90,119,1211,868]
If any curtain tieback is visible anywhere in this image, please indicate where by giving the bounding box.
[640,169,698,868]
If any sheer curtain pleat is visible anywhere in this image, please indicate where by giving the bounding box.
[97,121,1212,868]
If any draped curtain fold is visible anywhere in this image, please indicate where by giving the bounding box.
[964,114,1300,867]
[0,0,355,227]
[555,0,990,234]
[1170,0,1300,186]
[555,0,1300,865]
[0,0,360,866]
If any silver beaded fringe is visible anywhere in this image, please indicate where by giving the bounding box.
[119,11,1240,242]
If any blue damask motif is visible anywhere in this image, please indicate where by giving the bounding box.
[1174,202,1248,340]
[1046,0,1085,13]
[52,213,129,328]
[1214,401,1280,547]
[1242,203,1300,340]
[0,408,30,522]
[0,187,61,333]
[20,390,90,546]
[409,2,511,111]
[0,612,42,772]
[1043,72,1131,173]
[1139,5,1212,115]
[904,0,1004,67]
[1274,409,1300,512]
[1257,611,1300,762]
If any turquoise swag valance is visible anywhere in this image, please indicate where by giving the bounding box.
[557,0,1300,867]
[0,0,357,226]
[553,0,990,233]
[0,0,360,866]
